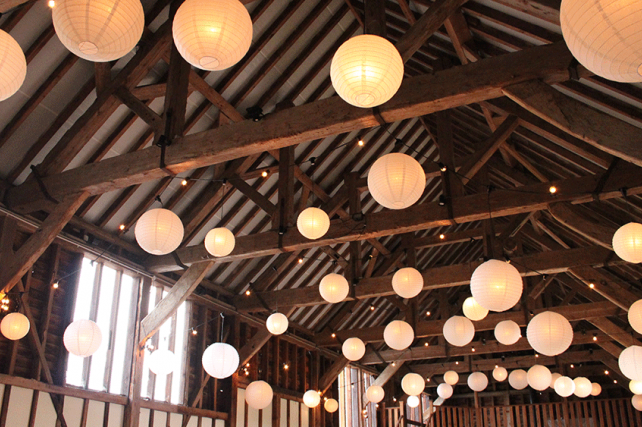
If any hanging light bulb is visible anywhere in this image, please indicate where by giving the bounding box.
[204,227,235,257]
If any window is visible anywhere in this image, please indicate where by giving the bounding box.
[338,367,377,427]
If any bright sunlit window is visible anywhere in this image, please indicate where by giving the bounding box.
[338,367,377,427]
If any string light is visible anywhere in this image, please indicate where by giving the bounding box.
[331,333,336,338]
[439,234,445,240]
[426,311,431,316]
[245,290,251,296]
[48,0,55,7]
[614,380,618,384]
[589,283,595,289]
[605,370,610,375]
[246,363,250,368]
[191,329,197,336]
[283,363,289,370]
[119,224,126,231]
[52,282,59,289]
[181,179,188,186]
[424,342,429,347]
[261,170,269,178]
[549,186,557,194]
[358,139,364,146]
[593,333,598,341]
[370,305,375,311]
[298,258,303,264]
[570,364,575,368]
[438,163,447,172]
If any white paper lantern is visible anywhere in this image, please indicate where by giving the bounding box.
[367,153,425,210]
[407,395,420,408]
[613,223,642,262]
[550,373,562,389]
[573,377,592,398]
[148,349,176,376]
[629,299,642,334]
[508,370,528,390]
[303,390,321,408]
[527,311,573,357]
[463,297,489,321]
[383,320,414,351]
[297,207,330,240]
[204,227,235,257]
[366,385,385,403]
[527,365,552,391]
[319,273,349,304]
[0,312,30,340]
[632,380,642,395]
[561,0,642,82]
[470,260,523,312]
[634,395,642,411]
[245,380,273,410]
[620,346,642,381]
[554,376,576,397]
[494,320,522,345]
[342,337,366,361]
[392,267,423,299]
[444,371,459,386]
[202,342,239,379]
[468,372,488,392]
[64,319,102,357]
[591,382,602,396]
[173,0,252,71]
[52,0,144,62]
[493,367,508,382]
[266,312,288,335]
[402,373,425,396]
[135,209,184,255]
[0,30,26,101]
[437,383,453,399]
[443,316,475,347]
[324,398,339,413]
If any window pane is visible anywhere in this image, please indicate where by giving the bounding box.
[170,301,187,404]
[87,266,116,391]
[109,274,135,394]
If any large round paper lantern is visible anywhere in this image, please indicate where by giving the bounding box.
[0,30,26,101]
[437,383,453,399]
[297,207,330,240]
[527,365,552,391]
[634,395,642,411]
[443,316,475,347]
[494,320,522,345]
[444,371,459,386]
[52,0,144,62]
[560,1,642,82]
[148,349,176,376]
[173,0,252,71]
[204,227,235,257]
[135,209,184,255]
[527,311,573,357]
[266,312,288,335]
[392,267,423,299]
[632,380,642,395]
[470,260,523,312]
[629,299,642,334]
[468,372,488,392]
[0,312,30,340]
[573,377,592,398]
[402,373,425,396]
[463,297,488,321]
[245,380,273,410]
[383,320,414,350]
[366,385,385,403]
[555,376,576,397]
[64,319,102,357]
[591,383,602,396]
[550,373,562,389]
[342,337,366,361]
[508,370,528,390]
[319,273,349,304]
[324,398,338,413]
[303,390,321,408]
[202,342,239,379]
[367,153,425,210]
[613,223,642,262]
[493,367,508,382]
[330,34,403,108]
[619,346,642,381]
[407,395,420,408]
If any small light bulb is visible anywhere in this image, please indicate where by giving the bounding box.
[589,283,595,289]
[119,224,126,231]
[549,186,557,194]
[605,370,609,375]
[52,282,59,289]
[439,162,447,172]
[48,0,55,7]
[495,365,499,369]
[570,364,575,368]
[426,378,430,382]
[298,258,303,264]
[181,179,188,186]
[331,333,336,338]
[283,364,289,370]
[424,342,429,347]
[245,290,251,296]
[614,380,618,384]
[472,347,476,352]
[439,234,445,240]
[192,329,197,335]
[246,363,250,368]
[535,353,539,358]
[261,170,269,178]
[370,305,375,311]
[358,139,364,146]
[426,311,431,316]
[392,362,396,366]
[593,335,598,341]
[456,361,459,365]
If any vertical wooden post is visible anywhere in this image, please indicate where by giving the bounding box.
[364,0,387,37]
[347,172,362,286]
[274,146,295,233]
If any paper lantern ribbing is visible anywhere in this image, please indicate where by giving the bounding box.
[0,30,26,101]
[52,0,144,62]
[443,316,475,347]
[0,312,30,340]
[64,319,102,357]
[383,320,414,351]
[494,320,522,346]
[324,398,339,413]
[303,390,321,408]
[342,337,366,361]
[245,380,273,410]
[437,383,453,399]
[366,385,385,403]
[204,227,235,257]
[508,370,528,390]
[444,371,459,386]
[407,395,420,408]
[367,153,425,210]
[591,383,602,396]
[148,349,176,376]
[392,267,424,299]
[526,311,573,357]
[470,259,523,312]
[630,300,642,334]
[574,377,592,398]
[620,346,642,381]
[527,365,552,391]
[634,395,642,411]
[632,380,642,395]
[560,0,642,82]
[135,209,184,255]
[402,373,425,396]
[319,273,350,304]
[173,0,252,71]
[462,297,489,321]
[554,376,575,397]
[297,207,330,240]
[330,34,403,108]
[493,367,508,382]
[467,372,488,392]
[266,312,288,335]
[613,223,642,262]
[202,342,239,379]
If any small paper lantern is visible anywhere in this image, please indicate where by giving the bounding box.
[401,373,425,396]
[0,312,30,340]
[342,337,365,361]
[437,383,453,399]
[383,320,414,351]
[303,390,321,408]
[324,398,339,413]
[173,0,252,71]
[573,377,592,398]
[52,0,144,62]
[550,373,562,389]
[632,380,642,395]
[468,372,488,392]
[554,376,575,397]
[245,380,273,410]
[443,316,475,347]
[634,395,642,411]
[366,385,385,403]
[297,207,330,240]
[613,223,642,262]
[508,370,528,390]
[494,320,522,345]
[629,299,642,334]
[202,342,239,379]
[319,273,349,304]
[444,371,459,386]
[367,153,425,210]
[527,311,573,357]
[591,383,602,396]
[148,349,176,376]
[620,346,642,381]
[0,30,26,101]
[527,365,552,391]
[493,367,508,382]
[64,319,102,357]
[204,227,235,257]
[407,395,420,408]
[266,312,288,335]
[462,297,489,321]
[470,260,523,312]
[135,209,184,255]
[392,267,423,299]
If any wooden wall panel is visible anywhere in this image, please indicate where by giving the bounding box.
[236,389,245,427]
[33,392,56,427]
[262,400,272,426]
[168,413,182,426]
[153,409,167,426]
[280,398,287,427]
[87,400,105,425]
[139,407,150,426]
[289,401,299,427]
[7,386,32,426]
[62,396,83,427]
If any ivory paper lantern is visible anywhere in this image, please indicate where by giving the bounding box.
[135,209,184,255]
[173,0,253,71]
[204,227,235,257]
[407,395,420,408]
[634,395,642,411]
[613,223,642,262]
[0,312,30,340]
[574,377,592,398]
[619,346,642,381]
[527,365,552,391]
[64,319,102,357]
[319,273,349,304]
[508,370,528,390]
[437,383,453,399]
[444,371,459,386]
[367,153,425,210]
[148,349,176,376]
[550,373,562,389]
[462,297,488,321]
[383,320,414,351]
[467,372,488,392]
[303,390,321,408]
[493,367,508,382]
[554,376,576,397]
[342,337,366,361]
[401,373,425,396]
[266,312,288,335]
[632,380,642,395]
[494,320,521,345]
[297,207,330,240]
[443,316,475,347]
[560,0,642,82]
[245,380,273,410]
[470,260,523,312]
[0,30,26,101]
[202,342,239,379]
[324,398,338,413]
[392,267,423,299]
[630,300,642,334]
[366,385,385,403]
[591,383,602,396]
[52,0,144,62]
[526,311,573,357]
[330,34,403,108]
